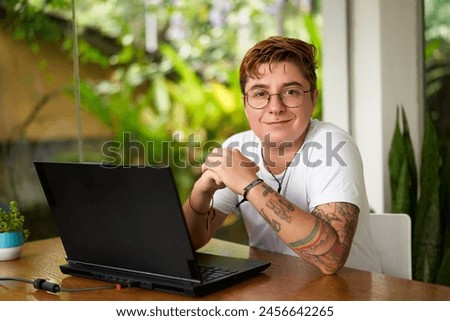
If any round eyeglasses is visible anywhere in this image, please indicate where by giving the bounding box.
[244,87,312,109]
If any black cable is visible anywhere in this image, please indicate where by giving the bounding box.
[0,277,34,285]
[0,276,126,293]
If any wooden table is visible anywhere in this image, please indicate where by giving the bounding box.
[1,237,449,301]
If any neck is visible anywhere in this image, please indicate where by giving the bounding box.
[262,141,302,175]
[261,131,308,175]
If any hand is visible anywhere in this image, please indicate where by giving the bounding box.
[194,168,226,195]
[201,148,260,195]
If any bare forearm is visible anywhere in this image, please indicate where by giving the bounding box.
[246,182,357,274]
[182,187,216,249]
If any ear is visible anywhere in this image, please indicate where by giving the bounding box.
[307,89,319,117]
[312,89,319,106]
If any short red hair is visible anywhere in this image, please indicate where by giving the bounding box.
[239,36,318,93]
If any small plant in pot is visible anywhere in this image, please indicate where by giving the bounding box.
[0,201,30,261]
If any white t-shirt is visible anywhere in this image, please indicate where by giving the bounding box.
[213,119,382,273]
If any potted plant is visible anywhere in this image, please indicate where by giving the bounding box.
[0,201,30,261]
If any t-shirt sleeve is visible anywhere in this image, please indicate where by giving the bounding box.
[213,187,239,216]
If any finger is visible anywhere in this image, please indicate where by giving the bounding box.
[210,147,223,156]
[203,152,224,169]
[202,157,221,171]
[202,169,225,188]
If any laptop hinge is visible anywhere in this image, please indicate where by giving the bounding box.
[67,259,202,284]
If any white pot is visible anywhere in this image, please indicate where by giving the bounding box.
[0,245,23,261]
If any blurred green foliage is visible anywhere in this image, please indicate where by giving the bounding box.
[0,200,30,240]
[0,0,322,200]
[387,0,450,287]
[388,1,450,285]
[389,106,449,286]
[424,0,450,141]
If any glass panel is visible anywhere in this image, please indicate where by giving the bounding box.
[0,0,322,241]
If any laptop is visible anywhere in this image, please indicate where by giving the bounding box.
[33,161,270,296]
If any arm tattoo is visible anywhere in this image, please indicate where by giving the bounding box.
[262,183,274,196]
[266,199,292,223]
[289,218,321,249]
[278,197,295,211]
[259,183,295,224]
[260,208,281,232]
[311,203,359,243]
[288,203,359,273]
[256,185,359,274]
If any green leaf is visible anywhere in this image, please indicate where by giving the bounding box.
[303,14,321,61]
[436,246,450,286]
[159,44,202,87]
[388,106,406,210]
[401,106,418,222]
[151,74,171,116]
[437,144,450,285]
[414,188,441,282]
[391,159,410,214]
[78,80,113,128]
[413,113,442,282]
[416,114,441,226]
[0,201,29,240]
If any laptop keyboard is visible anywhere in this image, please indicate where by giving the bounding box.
[198,264,236,282]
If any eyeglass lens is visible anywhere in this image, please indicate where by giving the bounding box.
[246,87,306,109]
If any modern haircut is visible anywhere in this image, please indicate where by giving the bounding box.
[239,36,318,94]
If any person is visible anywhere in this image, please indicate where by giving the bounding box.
[182,36,382,275]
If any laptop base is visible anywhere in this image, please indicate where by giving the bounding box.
[60,252,270,296]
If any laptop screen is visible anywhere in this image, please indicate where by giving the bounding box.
[34,162,201,282]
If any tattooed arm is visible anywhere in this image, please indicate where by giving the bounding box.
[246,181,359,275]
[200,147,358,274]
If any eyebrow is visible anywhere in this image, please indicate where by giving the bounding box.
[247,81,306,91]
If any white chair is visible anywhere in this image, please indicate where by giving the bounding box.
[369,213,412,279]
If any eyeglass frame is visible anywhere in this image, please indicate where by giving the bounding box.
[243,86,313,109]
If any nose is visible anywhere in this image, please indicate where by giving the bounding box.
[267,94,285,114]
